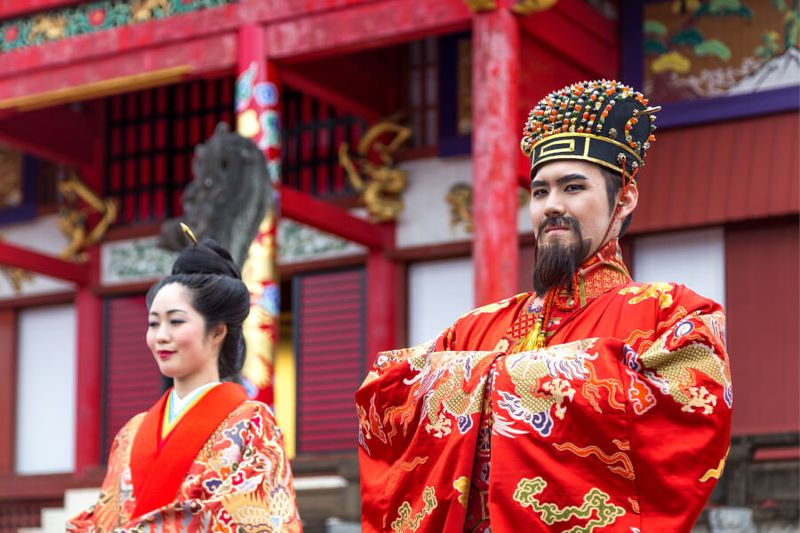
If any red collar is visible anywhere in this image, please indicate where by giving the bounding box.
[130,382,248,519]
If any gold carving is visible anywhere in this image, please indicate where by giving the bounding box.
[0,148,22,209]
[131,0,171,22]
[29,14,67,42]
[463,0,497,12]
[338,122,411,223]
[446,182,530,233]
[512,0,560,15]
[0,267,34,293]
[446,183,474,232]
[58,172,118,261]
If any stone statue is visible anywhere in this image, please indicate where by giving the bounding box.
[160,123,272,268]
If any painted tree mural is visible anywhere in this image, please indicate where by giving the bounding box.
[644,0,800,101]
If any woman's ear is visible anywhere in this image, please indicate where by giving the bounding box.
[209,323,227,346]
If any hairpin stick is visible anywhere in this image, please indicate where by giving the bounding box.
[638,106,661,116]
[180,222,198,245]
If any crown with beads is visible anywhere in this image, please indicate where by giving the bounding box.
[521,80,660,178]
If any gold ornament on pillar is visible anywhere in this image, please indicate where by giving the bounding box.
[463,0,497,12]
[57,171,118,262]
[338,121,411,223]
[512,0,560,14]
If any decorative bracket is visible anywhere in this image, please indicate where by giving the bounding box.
[58,171,117,261]
[338,121,411,223]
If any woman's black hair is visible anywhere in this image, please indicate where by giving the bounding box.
[146,238,250,382]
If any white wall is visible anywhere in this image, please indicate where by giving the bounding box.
[407,257,475,346]
[633,227,725,306]
[397,157,534,248]
[0,214,75,298]
[16,304,76,474]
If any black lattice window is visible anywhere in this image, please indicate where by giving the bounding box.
[105,77,235,225]
[282,87,365,198]
[408,37,439,149]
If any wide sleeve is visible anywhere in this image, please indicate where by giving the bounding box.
[623,283,732,531]
[67,414,144,532]
[117,403,301,532]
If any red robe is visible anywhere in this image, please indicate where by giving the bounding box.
[356,240,731,532]
[68,383,302,532]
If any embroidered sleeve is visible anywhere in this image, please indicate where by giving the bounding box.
[623,284,732,530]
[117,403,301,533]
[66,414,144,532]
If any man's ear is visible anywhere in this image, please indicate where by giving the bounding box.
[618,183,638,219]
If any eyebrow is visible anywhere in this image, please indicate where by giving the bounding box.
[148,309,188,316]
[531,173,589,188]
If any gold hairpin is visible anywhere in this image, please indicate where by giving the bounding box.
[639,106,661,116]
[180,222,198,245]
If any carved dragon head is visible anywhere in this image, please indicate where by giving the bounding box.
[160,123,273,268]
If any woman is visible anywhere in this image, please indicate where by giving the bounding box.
[68,235,302,532]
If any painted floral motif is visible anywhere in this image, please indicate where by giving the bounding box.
[0,0,234,53]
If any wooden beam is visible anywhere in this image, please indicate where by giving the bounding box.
[0,33,234,104]
[0,0,396,83]
[281,187,385,250]
[0,0,77,19]
[0,241,88,285]
[281,69,383,123]
[518,3,618,80]
[265,0,471,62]
[0,106,98,166]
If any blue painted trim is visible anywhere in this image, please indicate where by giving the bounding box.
[437,32,472,157]
[0,154,37,225]
[659,86,800,128]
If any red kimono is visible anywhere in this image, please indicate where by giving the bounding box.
[356,240,732,532]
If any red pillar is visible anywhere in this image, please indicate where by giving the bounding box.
[366,225,398,362]
[471,7,520,306]
[75,246,102,473]
[74,121,105,473]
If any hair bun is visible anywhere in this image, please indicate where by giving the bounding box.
[171,238,241,279]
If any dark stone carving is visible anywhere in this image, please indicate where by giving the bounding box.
[160,123,272,268]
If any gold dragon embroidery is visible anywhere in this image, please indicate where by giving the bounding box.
[390,486,437,532]
[639,333,731,415]
[386,456,429,494]
[553,439,635,480]
[619,282,674,309]
[453,476,470,507]
[700,449,729,482]
[513,477,626,532]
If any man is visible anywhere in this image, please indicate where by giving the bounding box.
[356,80,731,532]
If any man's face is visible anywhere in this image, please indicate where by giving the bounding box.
[529,160,616,256]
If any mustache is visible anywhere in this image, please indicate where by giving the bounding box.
[537,215,581,238]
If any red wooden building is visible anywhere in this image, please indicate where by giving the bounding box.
[0,0,796,530]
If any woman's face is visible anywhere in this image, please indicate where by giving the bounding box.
[146,282,222,386]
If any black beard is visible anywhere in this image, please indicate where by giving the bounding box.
[532,216,591,296]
